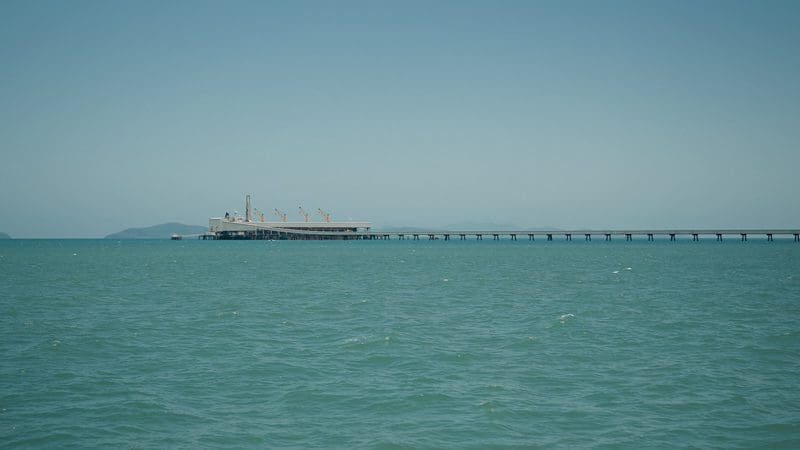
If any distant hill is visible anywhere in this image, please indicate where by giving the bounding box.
[0,231,10,239]
[442,221,521,231]
[372,225,432,232]
[442,222,563,231]
[373,223,563,231]
[105,223,207,239]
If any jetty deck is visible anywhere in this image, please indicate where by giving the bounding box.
[201,224,799,242]
[197,196,798,242]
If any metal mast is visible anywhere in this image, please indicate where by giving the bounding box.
[245,194,252,222]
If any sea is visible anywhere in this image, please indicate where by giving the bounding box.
[1,238,799,449]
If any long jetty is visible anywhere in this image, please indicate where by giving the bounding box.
[199,226,800,242]
[200,196,799,242]
[357,229,799,242]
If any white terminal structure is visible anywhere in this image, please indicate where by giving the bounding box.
[209,195,372,240]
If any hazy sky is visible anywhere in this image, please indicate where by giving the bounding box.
[2,0,799,237]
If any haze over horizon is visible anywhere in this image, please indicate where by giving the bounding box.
[2,1,799,238]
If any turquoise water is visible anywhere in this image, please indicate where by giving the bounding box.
[1,239,799,449]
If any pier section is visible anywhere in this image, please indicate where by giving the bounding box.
[203,220,800,242]
[199,196,799,242]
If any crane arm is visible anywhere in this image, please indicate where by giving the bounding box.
[298,207,310,222]
[273,208,288,222]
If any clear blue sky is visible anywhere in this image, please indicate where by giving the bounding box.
[2,0,798,237]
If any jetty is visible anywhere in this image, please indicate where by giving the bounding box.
[194,195,799,242]
[202,225,799,242]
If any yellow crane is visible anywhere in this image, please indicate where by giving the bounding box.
[253,208,266,222]
[317,208,332,223]
[298,207,310,222]
[273,208,288,222]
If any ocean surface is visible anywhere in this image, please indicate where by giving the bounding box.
[1,238,799,449]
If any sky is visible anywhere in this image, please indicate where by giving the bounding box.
[1,0,799,237]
